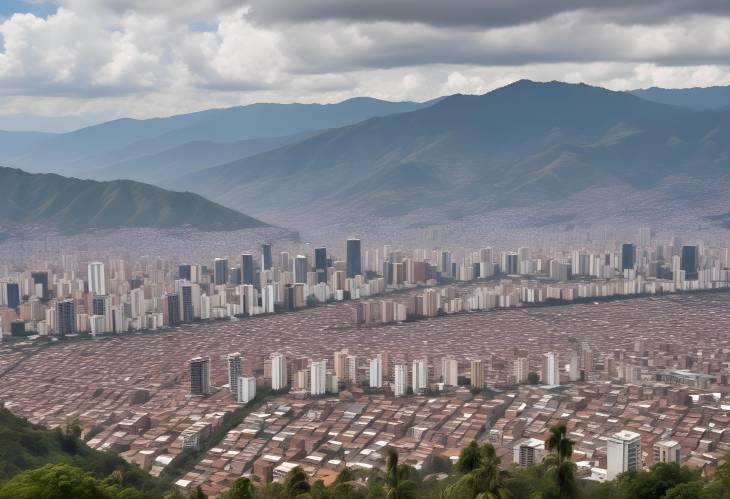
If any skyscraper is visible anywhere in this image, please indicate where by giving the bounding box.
[237,376,256,403]
[294,255,308,284]
[607,430,642,479]
[315,247,328,283]
[178,264,192,281]
[4,283,19,309]
[261,243,273,271]
[163,293,180,326]
[412,359,427,393]
[542,352,559,385]
[241,253,254,285]
[88,262,106,296]
[181,285,194,323]
[514,357,529,383]
[680,245,699,280]
[470,359,485,389]
[346,238,361,278]
[271,353,288,390]
[310,360,327,395]
[214,258,229,285]
[441,357,458,386]
[31,271,49,300]
[56,299,75,336]
[228,352,242,395]
[394,364,408,397]
[621,243,635,271]
[369,356,383,388]
[190,356,211,396]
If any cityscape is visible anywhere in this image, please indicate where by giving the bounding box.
[2,1,730,498]
[2,229,730,496]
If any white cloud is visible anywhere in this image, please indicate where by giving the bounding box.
[1,3,730,130]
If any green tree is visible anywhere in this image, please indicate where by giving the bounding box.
[527,372,540,385]
[613,462,699,499]
[221,477,254,499]
[445,442,511,499]
[0,463,120,499]
[189,485,206,499]
[283,466,311,498]
[543,424,578,499]
[383,448,419,499]
[664,481,703,499]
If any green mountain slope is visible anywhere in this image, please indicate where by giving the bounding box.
[178,80,730,217]
[0,407,162,496]
[0,167,267,232]
[630,85,730,110]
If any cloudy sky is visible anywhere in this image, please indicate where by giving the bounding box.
[1,0,730,131]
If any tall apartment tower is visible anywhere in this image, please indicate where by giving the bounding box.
[680,245,699,280]
[271,353,288,390]
[471,359,485,389]
[228,352,242,395]
[315,247,328,283]
[412,359,427,393]
[621,244,635,271]
[653,440,681,464]
[542,352,559,385]
[514,357,529,383]
[441,357,458,386]
[56,299,76,336]
[31,271,49,300]
[394,364,408,397]
[346,238,362,278]
[607,430,642,480]
[214,258,229,285]
[310,360,327,395]
[237,376,256,404]
[87,262,106,296]
[261,243,273,271]
[241,253,255,285]
[294,255,308,284]
[190,356,211,396]
[369,356,383,388]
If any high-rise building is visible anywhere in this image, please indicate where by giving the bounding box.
[163,293,180,326]
[31,271,49,300]
[4,283,19,309]
[569,351,580,382]
[346,238,362,278]
[621,244,635,270]
[653,440,680,465]
[241,253,254,285]
[542,352,559,385]
[92,296,106,316]
[441,357,458,386]
[228,352,242,395]
[334,350,348,381]
[237,376,256,404]
[680,245,699,280]
[87,262,106,296]
[470,359,485,389]
[310,360,327,395]
[271,353,288,390]
[315,247,328,283]
[56,299,75,336]
[369,356,383,388]
[607,430,642,480]
[412,359,427,393]
[190,356,211,396]
[181,285,194,322]
[294,255,308,284]
[178,264,192,281]
[514,357,529,383]
[214,258,229,285]
[394,364,408,397]
[513,438,546,467]
[261,243,273,271]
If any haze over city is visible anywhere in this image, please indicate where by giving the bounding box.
[1,2,730,499]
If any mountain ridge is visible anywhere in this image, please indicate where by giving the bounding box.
[0,167,268,232]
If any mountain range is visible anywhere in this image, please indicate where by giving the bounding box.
[0,97,436,180]
[629,85,730,110]
[0,167,267,232]
[172,80,730,219]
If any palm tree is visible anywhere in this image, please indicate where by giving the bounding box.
[444,442,511,499]
[544,425,578,499]
[383,448,419,499]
